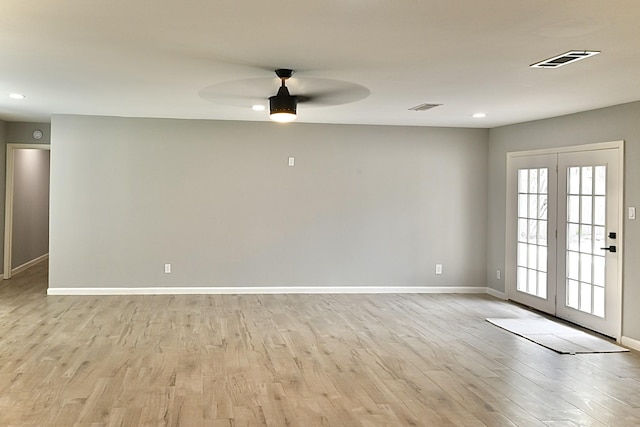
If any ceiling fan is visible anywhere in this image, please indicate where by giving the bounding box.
[199,69,370,123]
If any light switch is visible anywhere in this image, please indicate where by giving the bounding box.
[288,157,295,166]
[630,207,637,220]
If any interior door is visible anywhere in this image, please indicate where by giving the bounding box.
[556,149,621,338]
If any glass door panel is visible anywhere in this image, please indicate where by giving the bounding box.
[557,149,620,338]
[506,153,557,314]
[516,168,549,299]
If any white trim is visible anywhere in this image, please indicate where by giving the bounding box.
[11,253,48,276]
[486,288,507,300]
[506,140,624,158]
[47,285,492,296]
[3,143,51,279]
[621,336,640,352]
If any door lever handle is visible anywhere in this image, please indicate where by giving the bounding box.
[601,245,617,253]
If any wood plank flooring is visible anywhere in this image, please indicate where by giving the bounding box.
[1,261,640,426]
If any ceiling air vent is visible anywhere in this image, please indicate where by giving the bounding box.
[409,103,442,111]
[530,50,600,68]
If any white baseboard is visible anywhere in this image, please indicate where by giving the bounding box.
[621,336,640,352]
[486,287,507,300]
[12,253,48,276]
[48,285,493,296]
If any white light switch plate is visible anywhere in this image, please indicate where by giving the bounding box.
[630,207,636,220]
[288,157,295,166]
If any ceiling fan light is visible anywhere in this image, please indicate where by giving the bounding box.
[269,86,297,122]
[270,112,297,123]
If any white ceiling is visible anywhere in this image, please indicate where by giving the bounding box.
[1,0,639,128]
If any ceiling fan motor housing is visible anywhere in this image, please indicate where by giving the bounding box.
[269,86,298,115]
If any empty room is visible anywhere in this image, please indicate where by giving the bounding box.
[1,1,640,426]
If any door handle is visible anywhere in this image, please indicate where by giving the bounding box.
[600,245,617,253]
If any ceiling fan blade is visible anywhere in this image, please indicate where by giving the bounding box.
[199,75,369,108]
[292,83,370,107]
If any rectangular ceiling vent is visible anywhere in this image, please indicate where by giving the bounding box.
[530,50,600,68]
[408,103,442,111]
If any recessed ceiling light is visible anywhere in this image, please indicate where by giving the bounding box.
[9,93,25,99]
[251,104,265,111]
[473,113,486,118]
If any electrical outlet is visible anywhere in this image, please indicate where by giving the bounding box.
[164,263,171,274]
[435,264,443,275]
[496,269,501,280]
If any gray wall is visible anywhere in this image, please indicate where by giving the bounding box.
[486,101,640,341]
[49,115,489,289]
[12,149,50,268]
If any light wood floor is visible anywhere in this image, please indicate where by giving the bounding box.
[1,262,640,426]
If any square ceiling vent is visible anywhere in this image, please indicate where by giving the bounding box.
[530,50,600,68]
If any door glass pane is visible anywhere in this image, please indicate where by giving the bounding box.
[529,195,538,219]
[581,167,593,195]
[568,167,580,194]
[519,169,529,193]
[580,282,592,312]
[593,256,605,287]
[594,166,606,195]
[568,196,580,223]
[516,167,549,300]
[580,253,592,283]
[579,225,592,254]
[593,287,605,317]
[518,219,528,242]
[528,243,537,269]
[519,195,527,219]
[594,226,605,256]
[581,196,592,224]
[528,269,537,293]
[594,196,605,225]
[538,220,547,246]
[565,165,608,318]
[568,251,579,280]
[538,272,547,298]
[529,169,538,194]
[518,242,527,266]
[568,223,580,251]
[538,246,547,272]
[539,195,548,219]
[528,220,537,244]
[568,280,579,308]
[539,169,548,193]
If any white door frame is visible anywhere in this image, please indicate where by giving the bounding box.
[3,143,51,279]
[505,140,624,340]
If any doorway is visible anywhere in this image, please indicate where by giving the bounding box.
[3,143,51,279]
[505,141,624,339]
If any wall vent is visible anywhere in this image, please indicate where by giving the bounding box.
[530,50,600,68]
[408,103,442,111]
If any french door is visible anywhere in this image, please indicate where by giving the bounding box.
[506,143,623,338]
